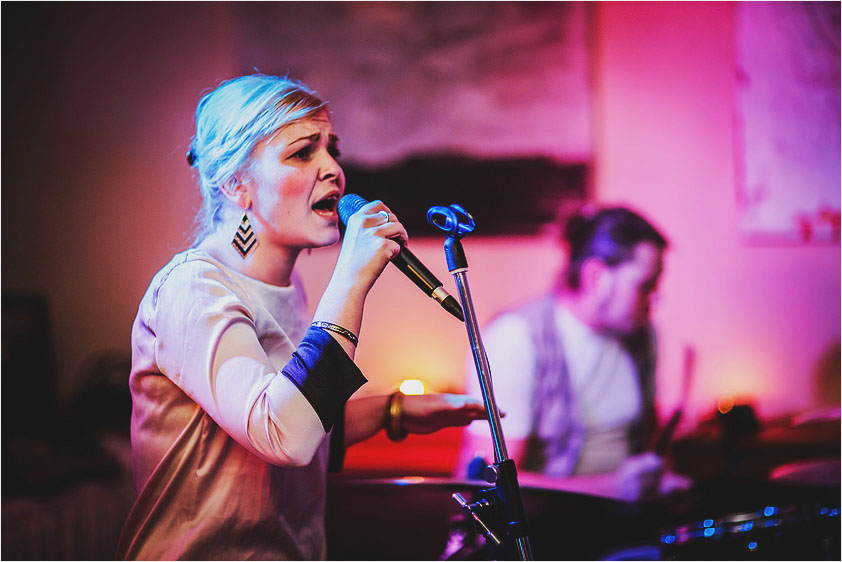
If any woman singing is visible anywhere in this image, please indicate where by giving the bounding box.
[117,74,486,560]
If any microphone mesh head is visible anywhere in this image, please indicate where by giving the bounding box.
[337,193,368,226]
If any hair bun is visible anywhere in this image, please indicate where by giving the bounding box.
[563,204,597,246]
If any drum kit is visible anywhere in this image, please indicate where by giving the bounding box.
[326,457,839,561]
[326,475,647,560]
[326,204,840,560]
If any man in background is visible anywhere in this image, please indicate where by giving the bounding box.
[458,205,690,501]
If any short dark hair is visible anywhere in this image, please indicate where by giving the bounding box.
[562,206,668,290]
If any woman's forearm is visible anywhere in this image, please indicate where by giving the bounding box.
[344,393,488,448]
[311,273,369,360]
[343,395,390,446]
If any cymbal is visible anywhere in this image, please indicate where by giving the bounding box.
[769,458,841,486]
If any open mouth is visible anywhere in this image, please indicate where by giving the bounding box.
[311,194,339,216]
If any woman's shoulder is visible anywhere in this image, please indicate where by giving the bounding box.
[148,249,248,307]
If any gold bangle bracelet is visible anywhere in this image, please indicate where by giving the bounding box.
[385,391,408,442]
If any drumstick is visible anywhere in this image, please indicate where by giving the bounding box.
[654,345,695,455]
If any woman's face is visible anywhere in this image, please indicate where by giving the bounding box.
[244,111,345,251]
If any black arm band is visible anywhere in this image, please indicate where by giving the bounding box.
[328,405,347,473]
[282,326,366,432]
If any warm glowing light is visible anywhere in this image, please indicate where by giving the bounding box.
[394,477,425,486]
[399,379,426,395]
[717,394,735,414]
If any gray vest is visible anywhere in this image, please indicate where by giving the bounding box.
[512,295,657,476]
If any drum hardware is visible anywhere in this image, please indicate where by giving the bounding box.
[452,494,502,546]
[439,511,488,560]
[428,204,533,561]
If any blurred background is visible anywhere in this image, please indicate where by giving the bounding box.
[2,2,839,559]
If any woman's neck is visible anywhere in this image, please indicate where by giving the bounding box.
[198,228,301,287]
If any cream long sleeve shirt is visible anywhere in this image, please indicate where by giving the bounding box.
[117,249,365,560]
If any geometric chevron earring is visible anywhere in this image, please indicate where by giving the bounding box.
[231,213,258,258]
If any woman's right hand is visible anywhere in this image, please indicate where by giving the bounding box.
[332,200,408,295]
[312,200,408,358]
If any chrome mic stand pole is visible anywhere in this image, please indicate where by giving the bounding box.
[428,204,533,561]
[456,269,508,461]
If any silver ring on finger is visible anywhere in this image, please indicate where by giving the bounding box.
[377,210,391,223]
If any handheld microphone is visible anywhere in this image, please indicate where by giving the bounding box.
[337,194,464,322]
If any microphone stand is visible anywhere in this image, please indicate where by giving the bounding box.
[427,204,533,561]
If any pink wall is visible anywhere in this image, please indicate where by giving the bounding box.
[3,3,837,431]
[592,2,840,427]
[316,2,841,432]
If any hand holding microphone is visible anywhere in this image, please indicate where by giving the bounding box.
[338,194,464,321]
[333,198,408,296]
[312,199,409,358]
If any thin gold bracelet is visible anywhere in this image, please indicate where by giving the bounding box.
[312,321,359,346]
[385,391,408,442]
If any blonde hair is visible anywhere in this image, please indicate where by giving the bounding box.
[188,74,326,242]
